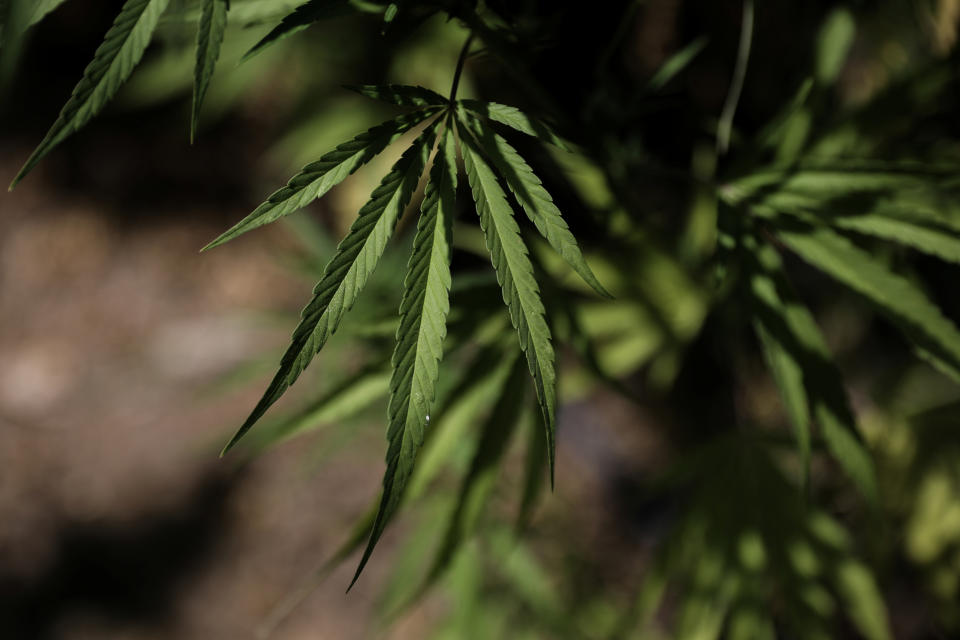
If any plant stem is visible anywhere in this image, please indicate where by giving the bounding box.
[449,32,475,101]
[716,0,754,155]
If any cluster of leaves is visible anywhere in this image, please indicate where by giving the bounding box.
[7,0,960,637]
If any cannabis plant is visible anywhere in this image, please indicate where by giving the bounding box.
[6,0,960,637]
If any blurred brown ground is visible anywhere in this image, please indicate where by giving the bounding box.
[0,139,420,638]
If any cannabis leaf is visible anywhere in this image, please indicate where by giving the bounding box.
[202,107,441,250]
[191,0,229,143]
[27,0,69,26]
[351,122,457,588]
[345,83,448,107]
[776,222,960,377]
[460,123,558,483]
[460,99,569,150]
[221,121,438,455]
[462,110,610,297]
[743,232,876,498]
[10,0,170,188]
[241,0,353,62]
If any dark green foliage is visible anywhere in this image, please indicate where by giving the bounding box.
[8,2,960,637]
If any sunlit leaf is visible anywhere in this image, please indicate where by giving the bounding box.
[462,112,610,298]
[350,123,457,587]
[203,107,441,250]
[461,124,558,483]
[221,122,437,455]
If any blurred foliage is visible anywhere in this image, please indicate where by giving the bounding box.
[6,0,960,637]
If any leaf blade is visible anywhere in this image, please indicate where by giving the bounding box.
[221,122,438,455]
[778,222,960,376]
[462,112,611,297]
[27,0,69,26]
[191,0,229,143]
[241,0,352,63]
[460,123,558,484]
[744,234,874,496]
[203,107,441,250]
[345,83,447,107]
[10,0,170,188]
[350,123,457,587]
[460,99,569,150]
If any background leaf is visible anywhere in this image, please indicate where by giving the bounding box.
[241,0,353,62]
[10,0,170,188]
[191,0,229,143]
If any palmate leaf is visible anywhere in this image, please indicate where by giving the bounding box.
[346,83,447,107]
[191,0,229,143]
[350,123,457,588]
[241,0,353,62]
[203,107,441,250]
[460,123,558,484]
[743,233,875,497]
[221,122,437,455]
[9,0,170,188]
[461,111,611,298]
[776,221,960,377]
[460,99,569,151]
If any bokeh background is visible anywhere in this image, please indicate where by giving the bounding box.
[3,1,960,638]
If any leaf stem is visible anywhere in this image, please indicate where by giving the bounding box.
[716,0,754,155]
[449,32,475,101]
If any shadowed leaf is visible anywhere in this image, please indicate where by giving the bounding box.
[10,0,170,188]
[191,0,229,143]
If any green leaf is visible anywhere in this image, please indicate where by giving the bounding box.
[418,353,526,601]
[834,560,893,640]
[191,0,229,143]
[460,99,569,151]
[244,366,391,452]
[743,234,875,496]
[203,107,441,250]
[516,408,548,532]
[815,7,855,85]
[461,112,611,297]
[461,124,558,484]
[241,0,352,63]
[27,0,69,26]
[647,36,708,92]
[351,123,457,588]
[754,321,811,480]
[828,215,960,265]
[777,222,960,377]
[10,0,170,188]
[345,83,447,107]
[220,122,438,455]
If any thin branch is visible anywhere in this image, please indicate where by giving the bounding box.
[716,0,754,155]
